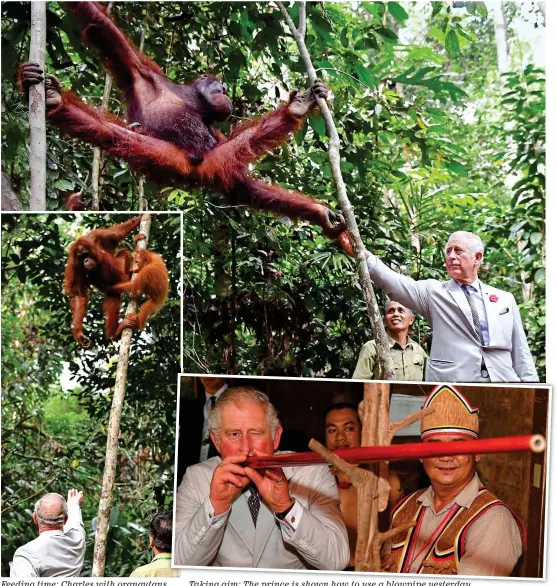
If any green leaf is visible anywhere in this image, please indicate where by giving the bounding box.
[476,2,489,18]
[340,27,349,49]
[446,161,467,176]
[312,21,334,44]
[308,113,327,137]
[530,232,542,245]
[387,2,409,22]
[53,179,76,191]
[353,63,377,87]
[376,27,398,41]
[355,36,379,51]
[431,2,443,17]
[445,29,460,59]
[534,269,545,284]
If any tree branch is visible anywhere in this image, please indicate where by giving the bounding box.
[92,213,152,577]
[28,1,47,210]
[387,406,435,443]
[276,1,394,378]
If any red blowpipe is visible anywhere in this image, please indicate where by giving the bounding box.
[244,435,546,469]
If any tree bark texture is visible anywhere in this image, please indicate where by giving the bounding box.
[28,2,47,211]
[1,171,22,211]
[91,2,114,211]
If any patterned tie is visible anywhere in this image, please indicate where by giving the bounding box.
[247,485,260,526]
[462,285,485,345]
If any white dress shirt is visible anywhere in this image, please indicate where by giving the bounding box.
[10,502,86,577]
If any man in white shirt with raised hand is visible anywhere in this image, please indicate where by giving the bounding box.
[10,488,86,577]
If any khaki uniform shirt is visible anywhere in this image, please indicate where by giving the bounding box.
[352,335,428,381]
[407,474,523,576]
[130,553,180,578]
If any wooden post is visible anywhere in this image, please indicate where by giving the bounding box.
[309,382,434,571]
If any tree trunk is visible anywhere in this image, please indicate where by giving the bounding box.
[137,14,148,211]
[90,2,114,211]
[492,2,510,73]
[28,2,47,211]
[1,171,22,211]
[91,214,152,576]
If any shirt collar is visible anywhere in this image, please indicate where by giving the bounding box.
[387,333,414,349]
[453,278,482,292]
[153,553,172,560]
[205,383,228,403]
[418,472,481,512]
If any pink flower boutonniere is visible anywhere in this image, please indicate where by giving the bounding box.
[489,294,499,303]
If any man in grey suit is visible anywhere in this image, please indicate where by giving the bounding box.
[342,230,538,382]
[174,387,350,569]
[10,489,86,577]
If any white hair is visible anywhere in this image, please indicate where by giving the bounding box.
[445,231,484,256]
[34,493,67,527]
[208,387,281,439]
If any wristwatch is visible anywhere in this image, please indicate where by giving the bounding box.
[275,498,296,520]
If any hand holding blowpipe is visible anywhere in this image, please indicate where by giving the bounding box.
[244,435,546,469]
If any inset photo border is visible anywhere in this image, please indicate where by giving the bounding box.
[173,375,550,579]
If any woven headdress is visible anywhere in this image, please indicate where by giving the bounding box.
[421,384,479,440]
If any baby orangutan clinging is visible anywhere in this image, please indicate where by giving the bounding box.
[63,215,142,347]
[107,234,169,338]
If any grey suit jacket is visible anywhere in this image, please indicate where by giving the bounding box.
[367,256,539,382]
[174,456,350,570]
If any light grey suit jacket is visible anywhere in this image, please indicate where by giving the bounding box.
[174,456,350,570]
[367,256,539,383]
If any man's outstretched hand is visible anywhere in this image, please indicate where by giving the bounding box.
[67,488,84,506]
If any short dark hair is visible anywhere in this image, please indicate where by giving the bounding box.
[149,510,173,553]
[324,402,360,422]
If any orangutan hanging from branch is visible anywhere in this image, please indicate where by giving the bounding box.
[20,2,347,239]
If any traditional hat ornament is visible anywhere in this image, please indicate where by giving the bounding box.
[420,384,479,440]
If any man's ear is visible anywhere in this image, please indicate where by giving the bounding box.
[149,534,154,549]
[210,431,220,453]
[408,314,415,326]
[475,454,481,463]
[32,512,39,526]
[475,251,483,265]
[273,425,283,451]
